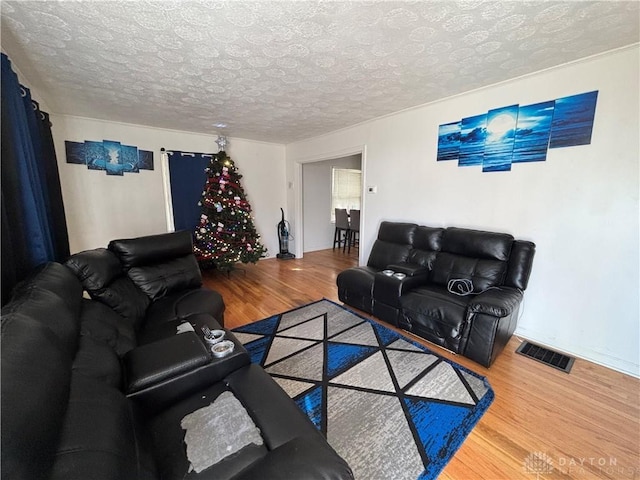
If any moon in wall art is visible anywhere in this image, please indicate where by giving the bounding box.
[487,114,516,136]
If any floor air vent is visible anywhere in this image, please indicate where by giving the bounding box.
[515,341,575,373]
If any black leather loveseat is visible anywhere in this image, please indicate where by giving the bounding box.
[2,232,352,480]
[337,222,535,367]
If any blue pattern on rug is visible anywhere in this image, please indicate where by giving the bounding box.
[404,398,475,479]
[233,314,279,335]
[372,321,400,347]
[296,385,323,430]
[326,343,377,377]
[242,335,271,365]
[233,299,494,480]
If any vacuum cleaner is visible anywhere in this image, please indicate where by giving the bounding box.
[276,208,295,259]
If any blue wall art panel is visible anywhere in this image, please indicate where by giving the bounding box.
[64,141,86,164]
[483,105,519,172]
[138,150,154,170]
[458,114,487,167]
[437,90,598,173]
[512,100,555,163]
[549,91,599,148]
[103,140,123,176]
[121,144,140,173]
[65,139,154,175]
[436,121,461,161]
[86,141,107,171]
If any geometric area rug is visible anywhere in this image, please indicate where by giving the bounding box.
[232,299,494,480]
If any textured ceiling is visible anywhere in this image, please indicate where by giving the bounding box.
[1,1,638,144]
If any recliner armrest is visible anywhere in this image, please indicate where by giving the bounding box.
[467,287,523,317]
[125,331,250,413]
[124,332,210,394]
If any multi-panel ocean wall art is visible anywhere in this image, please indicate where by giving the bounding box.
[437,91,598,173]
[65,140,154,175]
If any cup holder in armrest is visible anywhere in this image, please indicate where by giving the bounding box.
[386,263,429,277]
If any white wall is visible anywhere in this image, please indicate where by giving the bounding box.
[302,154,361,252]
[51,115,286,256]
[287,46,640,376]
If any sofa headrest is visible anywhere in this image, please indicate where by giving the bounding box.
[412,226,444,251]
[65,249,123,292]
[108,231,194,269]
[442,227,514,261]
[377,222,417,244]
[405,227,443,269]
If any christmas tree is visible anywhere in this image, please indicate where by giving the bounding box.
[193,151,267,271]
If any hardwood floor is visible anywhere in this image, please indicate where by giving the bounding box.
[202,249,640,480]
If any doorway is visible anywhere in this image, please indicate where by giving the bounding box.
[301,153,362,254]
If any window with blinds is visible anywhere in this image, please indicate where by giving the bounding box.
[331,168,361,222]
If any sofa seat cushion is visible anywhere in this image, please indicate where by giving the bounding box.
[147,380,268,480]
[145,288,225,328]
[233,435,354,480]
[147,364,325,480]
[400,286,472,352]
[72,335,122,389]
[51,375,156,480]
[226,364,325,449]
[180,391,264,473]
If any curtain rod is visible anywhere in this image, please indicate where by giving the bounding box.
[160,148,214,157]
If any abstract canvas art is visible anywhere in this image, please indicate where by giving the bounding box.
[65,139,154,175]
[437,91,598,173]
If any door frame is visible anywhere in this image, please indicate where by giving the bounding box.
[293,145,367,264]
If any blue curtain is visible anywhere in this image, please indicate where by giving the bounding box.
[1,53,69,304]
[168,151,210,232]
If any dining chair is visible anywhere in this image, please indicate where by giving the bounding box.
[347,209,360,253]
[333,208,350,250]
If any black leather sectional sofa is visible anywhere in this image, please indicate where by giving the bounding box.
[337,222,535,367]
[1,231,352,480]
